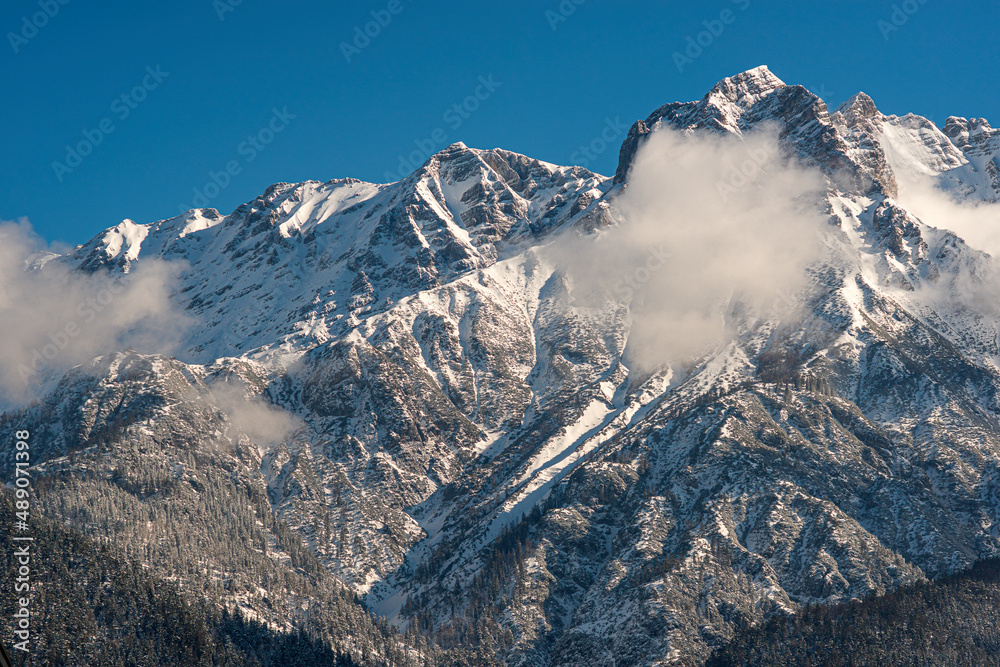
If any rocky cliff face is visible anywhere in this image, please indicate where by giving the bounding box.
[615,67,898,197]
[4,66,1000,666]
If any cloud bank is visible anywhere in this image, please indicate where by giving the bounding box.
[209,379,303,447]
[888,172,1000,326]
[548,126,828,371]
[894,173,1000,259]
[0,219,189,406]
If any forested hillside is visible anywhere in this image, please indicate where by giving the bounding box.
[708,559,1000,666]
[1,490,392,666]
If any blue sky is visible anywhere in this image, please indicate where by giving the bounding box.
[2,0,998,246]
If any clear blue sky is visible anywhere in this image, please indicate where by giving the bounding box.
[2,0,998,246]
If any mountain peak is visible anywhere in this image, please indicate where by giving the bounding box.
[398,141,479,180]
[836,92,880,122]
[943,115,994,135]
[707,65,786,102]
[430,141,475,163]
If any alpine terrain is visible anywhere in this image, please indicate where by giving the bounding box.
[4,66,1000,665]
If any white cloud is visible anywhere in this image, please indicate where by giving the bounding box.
[547,126,827,371]
[0,219,190,406]
[209,380,303,446]
[894,173,1000,258]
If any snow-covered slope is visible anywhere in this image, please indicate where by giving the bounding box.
[68,143,608,363]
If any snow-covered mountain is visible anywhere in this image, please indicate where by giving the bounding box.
[5,66,1000,665]
[68,144,607,362]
